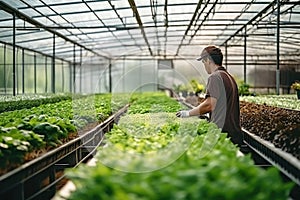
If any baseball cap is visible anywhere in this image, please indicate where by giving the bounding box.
[196,46,221,61]
[196,53,209,61]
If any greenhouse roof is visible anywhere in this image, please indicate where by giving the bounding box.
[0,0,299,63]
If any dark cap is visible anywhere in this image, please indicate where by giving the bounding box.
[196,53,209,61]
[196,45,222,62]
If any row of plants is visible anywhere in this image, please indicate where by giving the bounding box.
[184,95,300,159]
[0,93,75,113]
[0,94,127,174]
[65,93,293,200]
[173,79,205,96]
[240,95,300,110]
[128,92,185,114]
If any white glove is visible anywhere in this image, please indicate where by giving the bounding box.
[176,110,190,118]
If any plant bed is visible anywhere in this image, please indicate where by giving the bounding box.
[0,94,128,176]
[65,113,293,200]
[184,96,300,160]
[240,101,300,160]
[0,105,129,200]
[62,93,293,199]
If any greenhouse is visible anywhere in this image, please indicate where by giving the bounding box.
[0,0,299,200]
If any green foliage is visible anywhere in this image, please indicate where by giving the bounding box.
[0,93,126,170]
[0,126,44,168]
[240,95,300,110]
[128,92,186,114]
[290,81,300,91]
[66,97,293,200]
[0,94,73,113]
[189,79,205,94]
[237,80,251,96]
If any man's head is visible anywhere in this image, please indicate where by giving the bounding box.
[197,45,223,66]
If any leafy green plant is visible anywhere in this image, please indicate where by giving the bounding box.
[0,126,44,168]
[240,95,300,110]
[189,79,205,95]
[0,93,127,171]
[67,116,293,200]
[128,92,186,114]
[237,80,251,96]
[291,81,300,91]
[66,95,293,200]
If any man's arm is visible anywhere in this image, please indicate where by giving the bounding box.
[176,96,217,118]
[188,96,217,116]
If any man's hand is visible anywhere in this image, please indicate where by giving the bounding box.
[176,110,190,118]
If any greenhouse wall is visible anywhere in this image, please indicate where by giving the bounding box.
[0,43,71,95]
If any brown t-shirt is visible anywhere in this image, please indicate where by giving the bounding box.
[205,66,243,145]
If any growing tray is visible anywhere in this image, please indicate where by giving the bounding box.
[243,128,300,186]
[0,105,128,200]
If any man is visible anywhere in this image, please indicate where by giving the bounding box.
[176,45,244,147]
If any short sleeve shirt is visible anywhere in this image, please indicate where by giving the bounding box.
[205,67,243,145]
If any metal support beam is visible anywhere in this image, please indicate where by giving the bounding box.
[221,1,276,46]
[73,44,76,93]
[276,0,280,95]
[45,56,48,93]
[22,49,25,94]
[244,26,247,84]
[34,53,37,93]
[12,13,16,96]
[3,44,6,94]
[71,63,73,93]
[80,48,82,94]
[176,0,205,55]
[109,59,112,93]
[225,42,228,69]
[0,1,109,59]
[52,34,55,93]
[61,60,64,93]
[128,0,153,56]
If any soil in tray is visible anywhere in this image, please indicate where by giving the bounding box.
[184,96,300,160]
[240,101,300,160]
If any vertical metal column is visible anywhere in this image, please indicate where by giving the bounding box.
[276,0,280,95]
[69,63,72,93]
[12,13,16,96]
[62,60,64,93]
[4,44,6,94]
[123,57,125,92]
[109,59,112,93]
[52,34,56,93]
[244,26,247,84]
[73,44,76,93]
[45,56,48,93]
[80,48,82,93]
[224,42,228,69]
[34,53,37,93]
[22,49,25,94]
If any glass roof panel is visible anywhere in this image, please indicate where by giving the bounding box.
[0,0,298,63]
[86,1,111,10]
[61,12,99,24]
[50,3,90,13]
